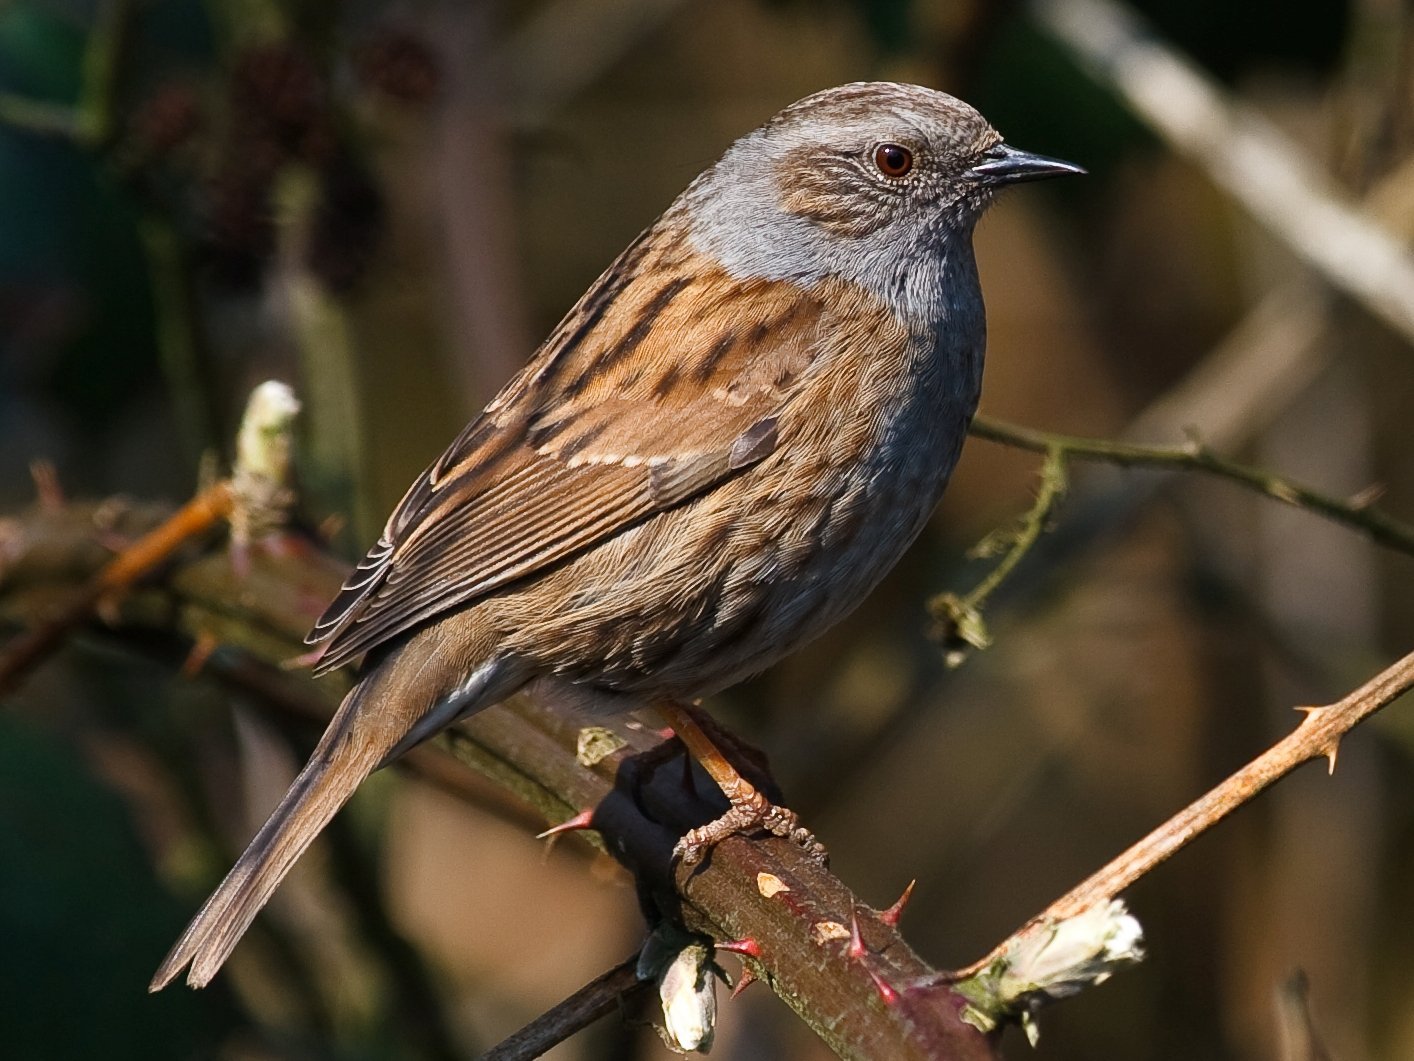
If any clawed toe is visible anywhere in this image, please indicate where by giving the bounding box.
[674,790,828,866]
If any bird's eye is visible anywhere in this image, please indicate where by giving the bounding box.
[873,143,913,178]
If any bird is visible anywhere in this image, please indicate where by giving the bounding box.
[151,81,1082,991]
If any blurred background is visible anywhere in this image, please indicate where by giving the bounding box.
[2,0,1414,1057]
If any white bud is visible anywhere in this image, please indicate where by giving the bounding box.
[638,926,720,1054]
[959,900,1146,1045]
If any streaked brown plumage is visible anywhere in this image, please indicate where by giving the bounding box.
[152,82,1081,991]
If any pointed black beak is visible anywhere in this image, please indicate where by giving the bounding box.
[967,143,1086,186]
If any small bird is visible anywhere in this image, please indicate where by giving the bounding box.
[151,82,1081,991]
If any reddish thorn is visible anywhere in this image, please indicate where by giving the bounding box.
[181,633,220,678]
[229,541,251,579]
[865,967,900,1006]
[848,911,867,961]
[657,726,676,740]
[536,808,595,839]
[879,879,916,927]
[716,937,762,958]
[730,966,759,999]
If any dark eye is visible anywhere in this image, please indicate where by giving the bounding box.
[873,143,913,178]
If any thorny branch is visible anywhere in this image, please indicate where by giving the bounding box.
[0,496,995,1060]
[958,647,1414,978]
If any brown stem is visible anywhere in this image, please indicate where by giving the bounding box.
[481,954,649,1061]
[963,648,1414,975]
[0,481,232,695]
[969,415,1414,558]
[0,498,996,1061]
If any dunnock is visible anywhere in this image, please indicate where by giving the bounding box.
[152,81,1080,990]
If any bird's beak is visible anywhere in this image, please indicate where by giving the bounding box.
[967,143,1085,185]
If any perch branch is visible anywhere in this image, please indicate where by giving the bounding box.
[0,499,996,1061]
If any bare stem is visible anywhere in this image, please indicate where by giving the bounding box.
[930,444,1068,662]
[964,648,1414,975]
[0,482,233,696]
[969,415,1414,557]
[482,955,649,1061]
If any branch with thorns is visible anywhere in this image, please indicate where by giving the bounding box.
[2,386,1413,1055]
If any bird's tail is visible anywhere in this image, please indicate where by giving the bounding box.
[150,616,525,992]
[148,680,382,991]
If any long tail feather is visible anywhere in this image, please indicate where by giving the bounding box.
[149,684,381,991]
[150,621,524,992]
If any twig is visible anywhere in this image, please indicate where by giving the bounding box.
[969,416,1414,557]
[0,0,134,147]
[936,415,1414,666]
[0,380,300,695]
[1033,0,1414,346]
[0,481,233,696]
[960,647,1414,977]
[482,954,649,1061]
[0,96,83,140]
[75,0,135,149]
[930,445,1068,664]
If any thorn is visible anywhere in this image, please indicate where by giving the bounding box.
[843,909,899,1004]
[865,966,900,1006]
[716,937,761,959]
[180,632,220,678]
[229,541,251,579]
[30,460,63,512]
[848,910,867,961]
[1347,482,1386,510]
[730,966,758,999]
[536,808,595,840]
[1294,706,1340,774]
[879,879,915,927]
[657,726,676,740]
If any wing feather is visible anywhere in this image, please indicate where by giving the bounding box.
[309,228,836,673]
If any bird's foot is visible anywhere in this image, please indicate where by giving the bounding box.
[673,785,828,865]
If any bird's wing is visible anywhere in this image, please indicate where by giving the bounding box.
[308,231,862,672]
